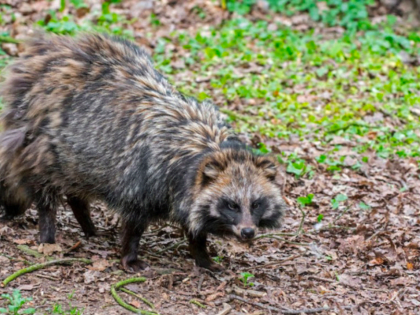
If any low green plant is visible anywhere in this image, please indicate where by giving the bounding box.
[0,290,35,315]
[286,157,313,179]
[358,202,371,211]
[212,256,224,263]
[297,193,314,207]
[239,272,255,287]
[331,194,348,210]
[50,291,83,315]
[317,214,324,222]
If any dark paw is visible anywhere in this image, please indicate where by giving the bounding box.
[121,257,149,273]
[196,260,224,272]
[39,234,56,244]
[207,263,225,272]
[80,222,97,239]
[83,229,97,239]
[0,214,15,222]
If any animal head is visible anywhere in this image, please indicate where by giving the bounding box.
[189,148,287,241]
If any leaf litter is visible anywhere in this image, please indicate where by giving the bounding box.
[0,0,419,314]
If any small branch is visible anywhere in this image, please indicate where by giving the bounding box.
[247,254,301,270]
[307,275,335,283]
[219,108,251,122]
[229,294,353,314]
[256,234,310,246]
[333,207,350,224]
[157,239,186,254]
[0,36,20,44]
[111,277,159,315]
[190,299,206,309]
[197,274,205,292]
[297,207,306,235]
[16,245,43,258]
[120,287,155,309]
[255,232,296,239]
[216,303,232,315]
[0,253,30,264]
[2,258,91,287]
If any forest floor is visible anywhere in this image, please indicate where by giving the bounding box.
[0,1,419,314]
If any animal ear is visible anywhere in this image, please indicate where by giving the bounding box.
[255,157,277,181]
[203,162,220,179]
[200,160,224,186]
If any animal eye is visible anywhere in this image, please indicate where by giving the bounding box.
[252,201,260,209]
[228,202,239,211]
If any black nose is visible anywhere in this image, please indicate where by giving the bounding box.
[241,228,255,239]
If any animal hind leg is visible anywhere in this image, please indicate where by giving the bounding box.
[0,202,28,221]
[66,195,96,238]
[0,183,32,221]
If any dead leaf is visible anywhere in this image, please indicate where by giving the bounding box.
[205,292,224,302]
[339,274,362,288]
[130,300,141,308]
[38,243,62,256]
[13,239,32,245]
[83,270,101,284]
[89,259,110,271]
[406,262,414,270]
[369,257,385,265]
[18,284,34,291]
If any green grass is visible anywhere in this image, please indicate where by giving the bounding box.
[226,0,375,32]
[152,17,420,164]
[35,0,133,38]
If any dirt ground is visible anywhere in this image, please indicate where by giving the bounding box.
[0,1,419,314]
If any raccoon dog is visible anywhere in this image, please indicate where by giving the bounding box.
[0,32,287,271]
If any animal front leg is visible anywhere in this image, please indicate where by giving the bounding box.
[37,199,57,244]
[188,232,224,272]
[66,195,96,238]
[121,220,149,272]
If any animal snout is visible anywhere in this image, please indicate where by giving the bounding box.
[241,227,255,239]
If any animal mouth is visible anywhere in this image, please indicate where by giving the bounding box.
[232,226,257,243]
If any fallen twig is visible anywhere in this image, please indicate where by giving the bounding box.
[0,36,20,44]
[2,258,91,287]
[157,238,186,254]
[120,287,155,310]
[257,234,310,246]
[16,245,43,258]
[255,232,296,239]
[242,254,303,272]
[228,294,353,314]
[66,241,82,253]
[190,299,206,309]
[111,277,159,315]
[220,108,251,122]
[35,274,60,282]
[297,207,306,235]
[197,274,205,292]
[307,275,335,283]
[0,253,30,264]
[229,285,266,298]
[216,303,232,315]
